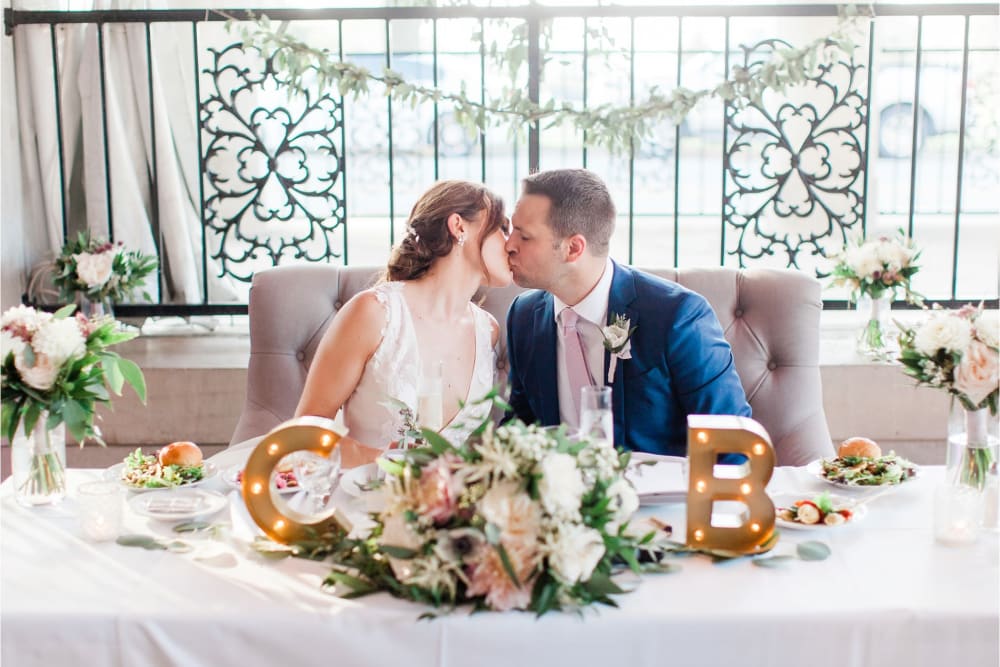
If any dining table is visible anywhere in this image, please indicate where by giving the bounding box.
[2,442,997,667]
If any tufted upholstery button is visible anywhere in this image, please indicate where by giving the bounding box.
[767,360,778,371]
[296,350,306,362]
[334,300,343,310]
[733,308,744,318]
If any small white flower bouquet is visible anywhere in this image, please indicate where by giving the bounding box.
[897,305,998,414]
[829,229,922,304]
[52,231,158,306]
[898,305,998,489]
[283,394,673,614]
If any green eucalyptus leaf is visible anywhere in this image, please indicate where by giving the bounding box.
[796,541,832,561]
[752,555,796,568]
[116,534,168,550]
[116,358,147,403]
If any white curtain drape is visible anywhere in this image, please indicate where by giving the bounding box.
[11,0,239,305]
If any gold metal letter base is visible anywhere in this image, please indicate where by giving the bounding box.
[242,416,347,544]
[686,415,776,554]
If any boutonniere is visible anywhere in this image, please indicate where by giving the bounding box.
[602,313,636,383]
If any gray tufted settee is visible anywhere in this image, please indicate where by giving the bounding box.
[230,264,833,465]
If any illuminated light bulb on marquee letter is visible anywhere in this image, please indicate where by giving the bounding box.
[243,416,348,544]
[686,415,776,554]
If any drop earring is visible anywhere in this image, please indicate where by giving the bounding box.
[457,232,466,247]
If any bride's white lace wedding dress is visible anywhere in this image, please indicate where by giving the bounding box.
[341,281,496,449]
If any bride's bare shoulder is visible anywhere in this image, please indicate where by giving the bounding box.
[326,288,388,337]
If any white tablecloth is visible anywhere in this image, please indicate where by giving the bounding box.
[2,456,997,667]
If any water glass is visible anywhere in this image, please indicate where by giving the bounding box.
[77,481,123,542]
[579,386,614,444]
[291,450,342,512]
[417,364,444,431]
[933,484,981,546]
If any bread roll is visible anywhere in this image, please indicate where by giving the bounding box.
[837,437,881,459]
[158,441,203,468]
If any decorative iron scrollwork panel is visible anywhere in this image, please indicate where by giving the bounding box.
[723,38,868,274]
[200,41,346,283]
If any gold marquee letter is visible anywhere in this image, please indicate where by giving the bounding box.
[685,415,776,554]
[243,416,348,544]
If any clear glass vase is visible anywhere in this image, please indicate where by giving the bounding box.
[855,294,894,359]
[11,412,67,507]
[76,293,114,320]
[946,401,999,529]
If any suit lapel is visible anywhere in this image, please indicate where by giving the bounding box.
[606,261,638,445]
[531,294,560,425]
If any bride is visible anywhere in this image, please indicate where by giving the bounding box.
[295,180,511,467]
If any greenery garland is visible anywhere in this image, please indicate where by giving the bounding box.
[232,5,871,153]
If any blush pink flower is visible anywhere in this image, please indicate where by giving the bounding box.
[465,481,542,611]
[954,340,1000,406]
[411,454,463,525]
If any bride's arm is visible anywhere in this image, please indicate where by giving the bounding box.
[295,291,385,467]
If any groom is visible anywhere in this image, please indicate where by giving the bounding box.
[504,168,751,456]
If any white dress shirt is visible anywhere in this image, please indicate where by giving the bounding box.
[553,257,614,429]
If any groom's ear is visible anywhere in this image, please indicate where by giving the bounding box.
[563,234,588,263]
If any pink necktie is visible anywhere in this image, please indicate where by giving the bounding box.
[560,307,593,418]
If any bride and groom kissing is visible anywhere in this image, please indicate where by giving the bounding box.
[295,168,751,468]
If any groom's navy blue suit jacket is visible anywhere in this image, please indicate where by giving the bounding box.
[506,261,751,457]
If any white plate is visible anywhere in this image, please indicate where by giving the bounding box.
[626,454,688,505]
[105,462,218,492]
[128,489,228,521]
[222,465,301,495]
[805,457,920,489]
[771,492,868,530]
[340,464,381,498]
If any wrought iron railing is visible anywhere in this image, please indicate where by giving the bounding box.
[5,4,998,316]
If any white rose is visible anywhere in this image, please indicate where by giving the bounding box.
[847,244,882,280]
[875,239,910,272]
[974,311,999,349]
[537,453,585,519]
[30,317,86,365]
[606,478,640,526]
[13,351,59,391]
[603,323,629,348]
[0,305,52,333]
[74,250,116,289]
[914,313,973,356]
[546,523,605,584]
[1,330,26,362]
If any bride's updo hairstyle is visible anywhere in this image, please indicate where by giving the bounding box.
[385,180,505,282]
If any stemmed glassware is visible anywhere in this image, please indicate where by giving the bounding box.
[290,449,342,513]
[580,386,614,445]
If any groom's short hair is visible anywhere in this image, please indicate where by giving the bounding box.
[522,169,615,255]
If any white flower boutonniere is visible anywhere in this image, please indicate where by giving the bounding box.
[602,313,636,383]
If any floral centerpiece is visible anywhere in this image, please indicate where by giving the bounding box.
[829,230,922,357]
[1,304,147,506]
[52,231,158,316]
[279,406,676,615]
[897,305,998,491]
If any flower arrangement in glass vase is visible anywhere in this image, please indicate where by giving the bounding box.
[52,231,158,318]
[897,305,998,495]
[1,304,147,506]
[275,396,678,615]
[829,230,923,358]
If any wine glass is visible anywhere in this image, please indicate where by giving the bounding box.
[579,386,614,445]
[290,449,342,513]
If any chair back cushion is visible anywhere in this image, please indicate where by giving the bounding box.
[231,265,832,465]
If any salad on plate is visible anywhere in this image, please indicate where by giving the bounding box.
[775,492,864,528]
[113,442,210,490]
